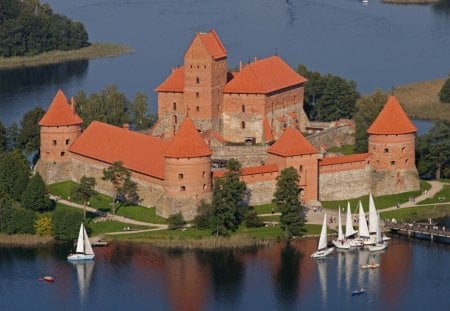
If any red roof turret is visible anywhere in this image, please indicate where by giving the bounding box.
[198,30,227,60]
[268,128,318,157]
[39,90,83,126]
[367,96,416,135]
[164,117,212,158]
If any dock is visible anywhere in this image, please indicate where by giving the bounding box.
[90,236,108,247]
[385,222,450,244]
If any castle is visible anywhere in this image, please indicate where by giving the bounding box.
[36,30,420,219]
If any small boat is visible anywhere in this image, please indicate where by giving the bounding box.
[332,208,351,250]
[369,213,388,252]
[362,0,368,4]
[39,276,55,283]
[311,213,335,258]
[352,288,366,296]
[68,223,95,261]
[361,262,380,269]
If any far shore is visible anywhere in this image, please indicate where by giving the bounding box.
[381,0,439,4]
[0,42,134,70]
[0,234,55,247]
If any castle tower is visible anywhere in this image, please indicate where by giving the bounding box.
[266,128,319,204]
[183,30,227,133]
[367,96,419,195]
[39,89,83,162]
[163,117,212,220]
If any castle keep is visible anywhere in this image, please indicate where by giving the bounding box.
[36,30,420,219]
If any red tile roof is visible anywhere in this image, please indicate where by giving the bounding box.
[198,30,227,60]
[263,117,274,142]
[164,117,212,158]
[223,56,307,94]
[69,121,170,179]
[155,67,184,93]
[267,128,318,156]
[367,96,417,135]
[319,153,369,166]
[213,164,278,178]
[39,90,83,126]
[201,130,226,143]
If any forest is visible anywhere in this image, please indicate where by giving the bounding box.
[0,0,89,57]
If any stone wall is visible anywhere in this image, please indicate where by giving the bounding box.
[307,125,355,150]
[246,180,277,206]
[371,168,420,196]
[211,145,268,167]
[319,165,371,201]
[35,159,72,184]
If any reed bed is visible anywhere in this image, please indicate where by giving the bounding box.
[0,43,133,70]
[393,78,450,122]
[0,234,54,247]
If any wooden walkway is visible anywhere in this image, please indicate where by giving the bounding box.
[385,222,450,244]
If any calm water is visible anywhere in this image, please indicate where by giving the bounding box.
[0,238,448,310]
[1,0,450,125]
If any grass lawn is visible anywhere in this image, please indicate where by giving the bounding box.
[48,180,166,224]
[86,220,149,235]
[253,203,278,214]
[417,185,450,204]
[380,204,450,222]
[327,145,355,155]
[111,228,211,240]
[259,215,280,222]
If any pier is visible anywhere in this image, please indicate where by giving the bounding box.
[385,222,450,244]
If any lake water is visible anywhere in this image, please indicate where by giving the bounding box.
[0,238,448,310]
[1,0,449,126]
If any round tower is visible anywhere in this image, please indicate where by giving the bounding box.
[39,90,83,162]
[367,96,419,195]
[163,117,212,220]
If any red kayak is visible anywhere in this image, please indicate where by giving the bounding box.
[39,276,55,283]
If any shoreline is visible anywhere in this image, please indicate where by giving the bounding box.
[0,42,134,70]
[0,234,55,247]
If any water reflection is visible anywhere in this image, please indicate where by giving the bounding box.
[316,259,328,306]
[0,60,88,93]
[72,261,94,304]
[434,0,450,16]
[274,242,302,308]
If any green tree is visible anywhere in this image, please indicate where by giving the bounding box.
[439,75,450,103]
[168,212,187,230]
[296,64,360,121]
[17,107,45,154]
[273,167,305,238]
[193,200,212,230]
[6,122,19,151]
[34,216,53,236]
[119,177,139,204]
[52,205,83,241]
[102,161,132,214]
[129,93,153,130]
[0,205,36,234]
[0,150,30,201]
[244,207,265,228]
[210,159,247,236]
[0,121,6,152]
[416,121,450,179]
[21,172,53,212]
[71,175,96,220]
[353,90,388,153]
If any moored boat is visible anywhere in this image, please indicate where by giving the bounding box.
[311,214,335,258]
[68,223,95,261]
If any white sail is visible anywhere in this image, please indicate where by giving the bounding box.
[358,201,370,238]
[82,224,94,256]
[337,208,344,241]
[345,202,356,238]
[75,224,85,253]
[368,193,378,234]
[318,214,328,251]
[376,213,382,244]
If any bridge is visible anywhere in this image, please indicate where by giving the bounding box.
[385,221,450,245]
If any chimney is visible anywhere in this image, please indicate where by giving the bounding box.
[70,97,75,113]
[123,123,130,130]
[239,61,243,71]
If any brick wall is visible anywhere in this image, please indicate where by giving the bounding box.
[307,125,355,150]
[371,168,420,196]
[40,125,81,162]
[211,145,268,167]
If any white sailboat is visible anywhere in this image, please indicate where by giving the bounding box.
[311,214,334,258]
[332,208,350,249]
[369,213,388,252]
[68,223,95,261]
[358,201,375,245]
[345,202,363,247]
[368,193,378,235]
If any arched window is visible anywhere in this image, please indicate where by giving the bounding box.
[60,152,65,157]
[173,115,178,124]
[241,105,246,113]
[390,161,396,166]
[196,92,199,98]
[402,147,406,153]
[299,165,303,172]
[52,140,57,146]
[178,173,184,180]
[180,186,186,192]
[196,77,200,84]
[196,106,200,112]
[173,102,177,111]
[384,148,389,153]
[405,159,409,165]
[65,139,70,145]
[203,171,206,178]
[241,121,246,129]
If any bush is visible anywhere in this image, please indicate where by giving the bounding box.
[168,212,186,230]
[34,216,53,236]
[192,200,211,230]
[439,76,450,103]
[0,205,36,234]
[21,173,54,212]
[52,206,83,241]
[244,208,265,228]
